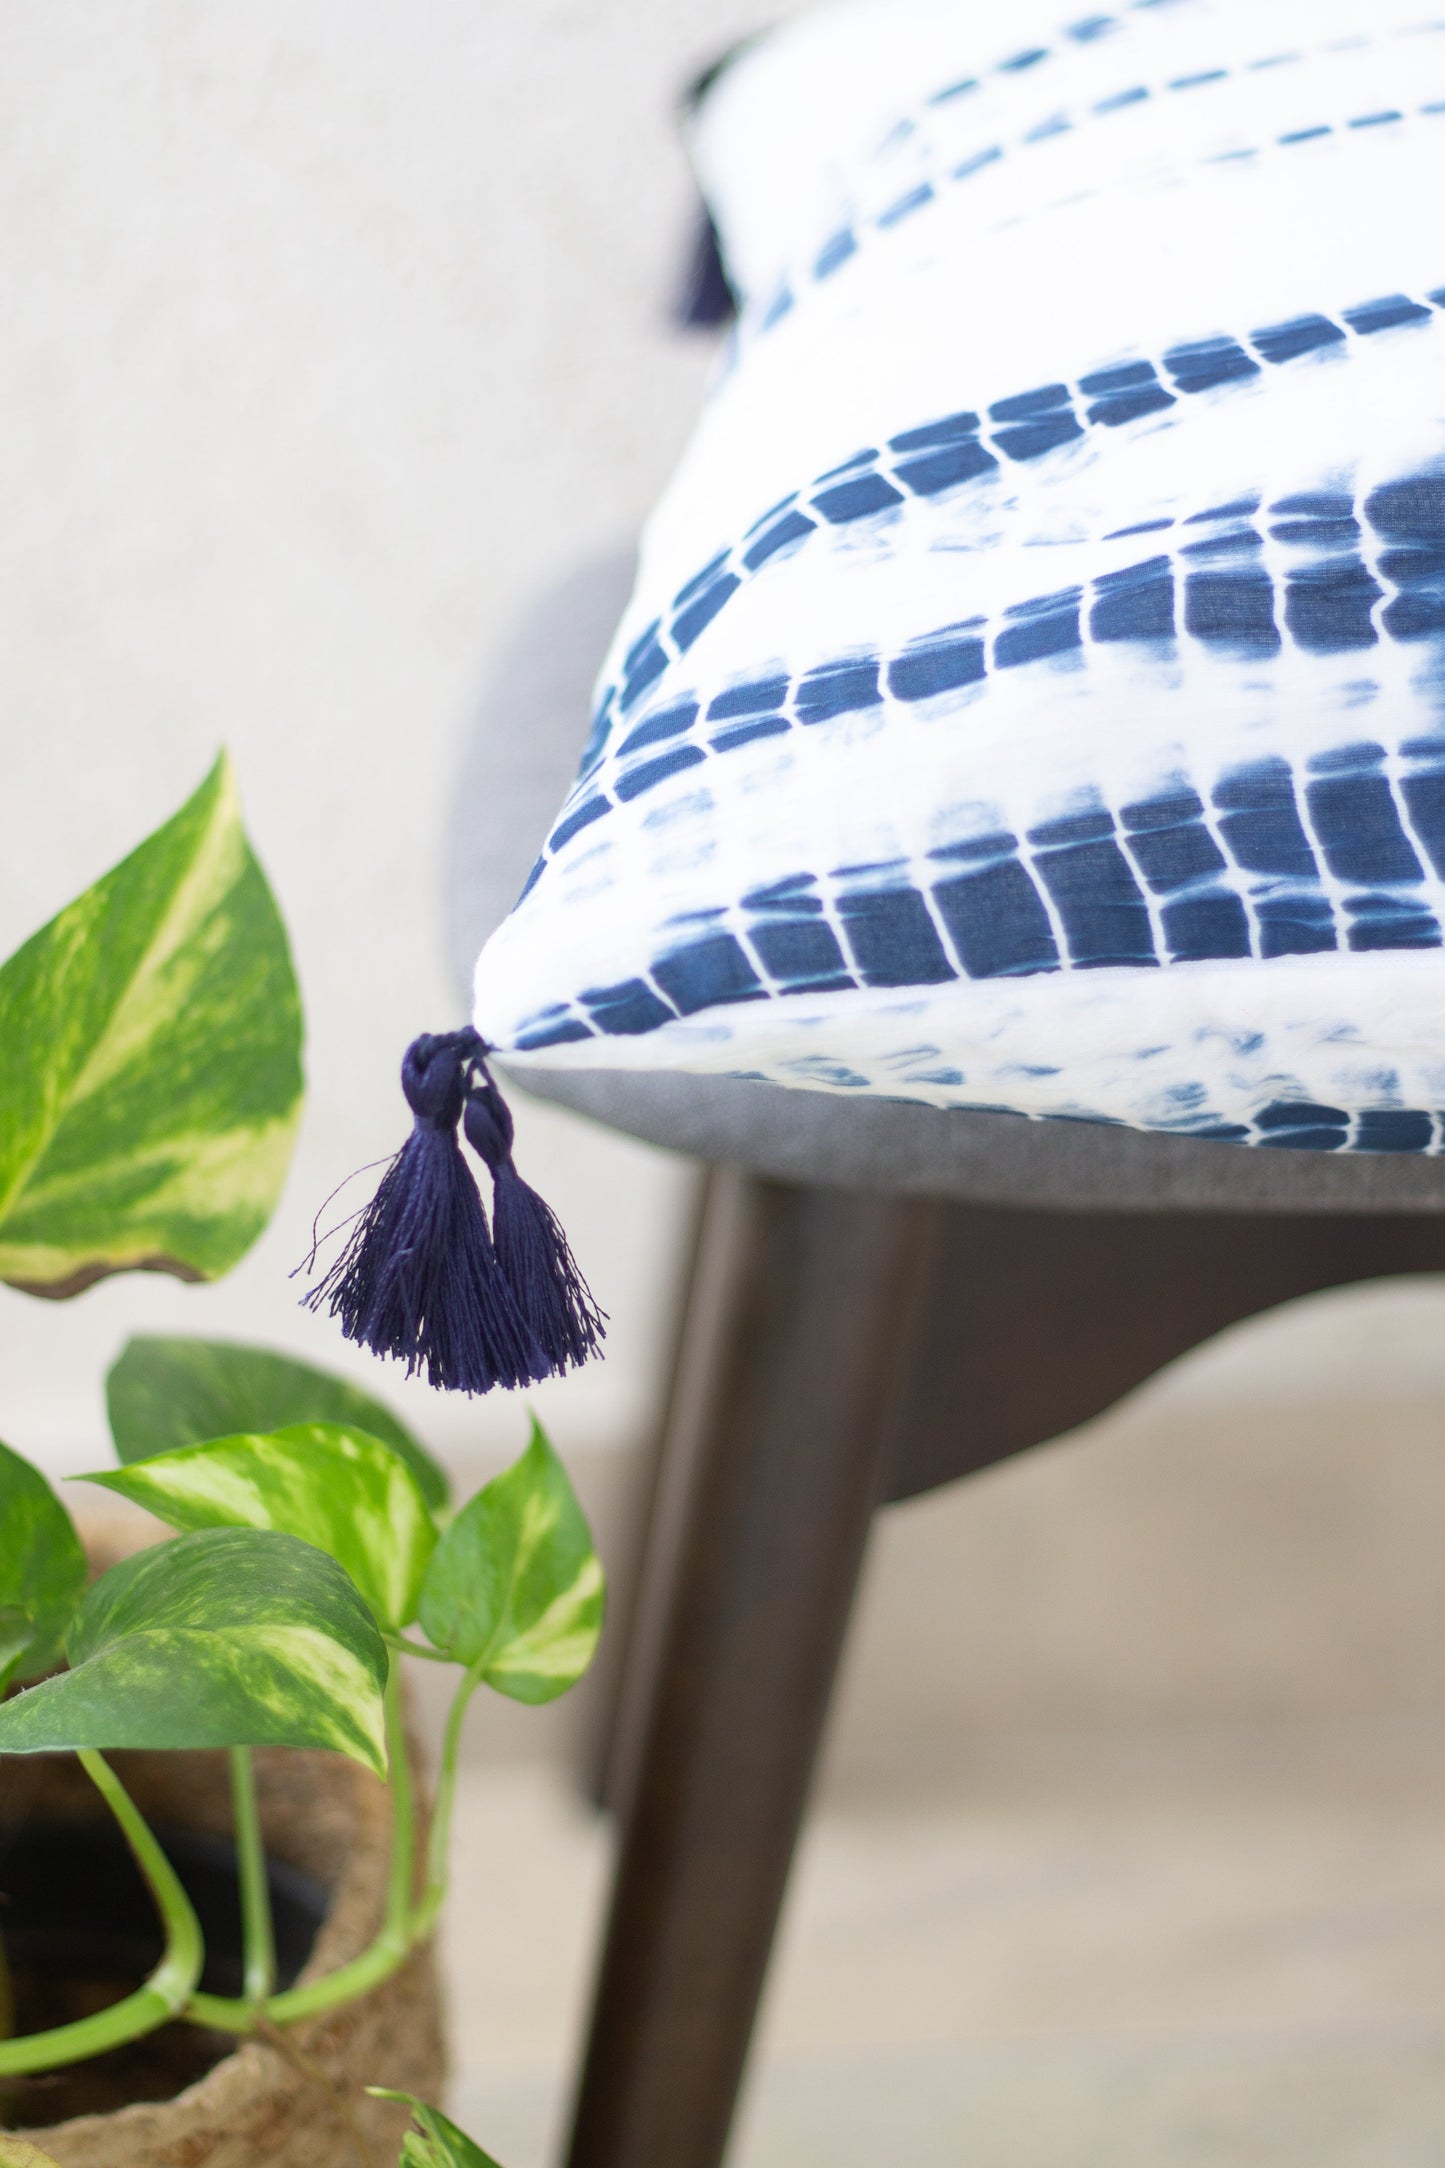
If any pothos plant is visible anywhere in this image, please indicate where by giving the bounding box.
[0,758,601,2168]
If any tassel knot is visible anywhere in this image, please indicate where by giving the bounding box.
[401,1029,476,1128]
[459,1074,514,1169]
[299,1030,604,1395]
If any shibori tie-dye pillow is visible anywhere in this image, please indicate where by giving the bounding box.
[473,0,1445,1153]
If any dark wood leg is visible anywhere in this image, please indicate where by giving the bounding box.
[569,1185,1445,2168]
[564,1172,942,2168]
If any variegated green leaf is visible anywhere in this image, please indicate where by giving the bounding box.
[368,2091,505,2168]
[0,1528,387,1775]
[80,1422,436,1632]
[0,753,303,1297]
[417,1420,603,1703]
[0,1438,87,1691]
[106,1334,449,1513]
[0,1605,32,1680]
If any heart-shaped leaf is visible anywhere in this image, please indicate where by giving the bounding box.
[0,1528,387,1774]
[0,1438,87,1691]
[368,2091,505,2168]
[0,754,303,1298]
[80,1423,436,1632]
[106,1334,448,1513]
[418,1420,602,1703]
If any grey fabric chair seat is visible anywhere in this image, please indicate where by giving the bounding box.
[449,554,1445,1215]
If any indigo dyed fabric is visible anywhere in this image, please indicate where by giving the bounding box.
[472,0,1445,1152]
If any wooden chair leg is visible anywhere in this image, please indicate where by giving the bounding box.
[564,1172,943,2168]
[566,1173,1445,2168]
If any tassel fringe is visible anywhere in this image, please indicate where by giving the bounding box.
[300,1029,605,1394]
[465,1082,606,1371]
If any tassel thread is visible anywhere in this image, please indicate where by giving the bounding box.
[464,1080,606,1371]
[299,1029,605,1394]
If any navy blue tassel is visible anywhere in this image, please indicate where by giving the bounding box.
[464,1074,606,1371]
[300,1029,604,1394]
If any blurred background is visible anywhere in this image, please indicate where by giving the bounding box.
[3,6,1445,2163]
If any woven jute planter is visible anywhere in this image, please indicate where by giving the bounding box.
[0,1739,446,2168]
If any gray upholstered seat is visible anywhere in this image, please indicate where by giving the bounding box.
[449,555,1445,1215]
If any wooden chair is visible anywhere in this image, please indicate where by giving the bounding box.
[449,556,1445,2168]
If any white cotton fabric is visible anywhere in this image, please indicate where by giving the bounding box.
[473,0,1445,1153]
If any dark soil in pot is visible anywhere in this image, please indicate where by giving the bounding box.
[0,1743,445,2168]
[2,1817,328,2127]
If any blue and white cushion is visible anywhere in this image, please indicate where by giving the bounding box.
[473,0,1445,1153]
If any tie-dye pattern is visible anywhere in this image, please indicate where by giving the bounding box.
[473,0,1445,1152]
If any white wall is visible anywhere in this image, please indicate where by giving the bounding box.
[0,1,812,1481]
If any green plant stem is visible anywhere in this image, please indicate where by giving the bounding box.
[228,1746,276,2004]
[188,1661,419,2034]
[411,1661,480,1942]
[0,1750,204,2076]
[385,1633,450,1664]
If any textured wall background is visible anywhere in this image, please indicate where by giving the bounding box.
[0,0,810,1479]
